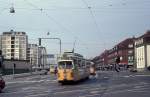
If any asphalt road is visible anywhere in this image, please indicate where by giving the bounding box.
[0,71,150,97]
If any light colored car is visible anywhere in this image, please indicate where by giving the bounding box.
[50,65,55,73]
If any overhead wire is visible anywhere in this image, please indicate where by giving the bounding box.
[23,0,75,35]
[23,0,91,54]
[81,0,100,34]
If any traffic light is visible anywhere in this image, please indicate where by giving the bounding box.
[116,56,120,64]
[0,62,2,68]
[39,38,41,46]
[14,63,16,69]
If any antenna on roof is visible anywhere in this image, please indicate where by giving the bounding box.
[72,39,77,53]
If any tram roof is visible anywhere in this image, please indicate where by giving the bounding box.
[58,60,73,62]
[63,52,83,58]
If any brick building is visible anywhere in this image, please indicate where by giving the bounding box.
[93,38,135,69]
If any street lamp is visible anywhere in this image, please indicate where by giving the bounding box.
[10,7,15,13]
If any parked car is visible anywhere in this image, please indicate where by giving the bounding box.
[129,68,137,72]
[0,76,5,93]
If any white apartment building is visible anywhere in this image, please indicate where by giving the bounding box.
[27,44,38,66]
[135,31,150,70]
[37,46,47,68]
[1,30,28,60]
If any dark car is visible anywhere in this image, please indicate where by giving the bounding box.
[0,76,5,93]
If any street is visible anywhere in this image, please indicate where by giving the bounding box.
[0,71,150,97]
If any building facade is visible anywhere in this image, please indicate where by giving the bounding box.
[92,38,135,69]
[27,44,38,66]
[37,46,47,68]
[1,30,28,60]
[135,31,150,70]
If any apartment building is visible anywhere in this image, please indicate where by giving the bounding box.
[1,30,28,60]
[27,44,38,66]
[37,46,47,68]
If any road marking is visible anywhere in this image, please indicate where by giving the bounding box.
[135,75,150,77]
[25,93,49,97]
[104,87,150,95]
[6,79,57,84]
[53,87,105,94]
[2,90,36,95]
[90,90,99,94]
[79,94,100,97]
[134,85,146,89]
[22,86,45,91]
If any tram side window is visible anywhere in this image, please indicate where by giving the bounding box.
[82,60,86,68]
[73,59,77,65]
[78,60,82,67]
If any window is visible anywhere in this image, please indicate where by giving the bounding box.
[6,53,11,56]
[15,45,19,48]
[7,41,10,44]
[128,44,133,48]
[2,37,6,40]
[15,41,19,44]
[128,50,133,54]
[7,49,11,52]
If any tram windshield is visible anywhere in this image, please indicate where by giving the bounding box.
[58,61,73,69]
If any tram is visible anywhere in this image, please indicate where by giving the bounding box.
[57,51,90,83]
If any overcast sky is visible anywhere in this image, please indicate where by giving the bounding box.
[0,0,150,58]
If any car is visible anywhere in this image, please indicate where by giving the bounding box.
[129,68,137,72]
[0,76,5,93]
[40,70,48,75]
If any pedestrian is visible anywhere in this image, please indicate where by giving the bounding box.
[115,56,120,72]
[54,67,58,75]
[115,64,120,72]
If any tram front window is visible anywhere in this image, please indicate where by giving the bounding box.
[66,61,73,69]
[58,62,66,69]
[58,61,73,69]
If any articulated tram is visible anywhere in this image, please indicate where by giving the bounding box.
[57,52,90,83]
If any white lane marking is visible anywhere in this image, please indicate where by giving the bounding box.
[134,85,146,89]
[2,86,65,95]
[105,87,150,95]
[6,79,57,84]
[90,90,99,94]
[135,75,150,77]
[128,90,150,93]
[79,94,100,97]
[53,87,105,94]
[122,75,133,78]
[2,90,36,95]
[22,86,45,91]
[25,93,49,97]
[108,82,150,90]
[104,77,109,78]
